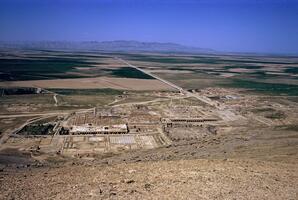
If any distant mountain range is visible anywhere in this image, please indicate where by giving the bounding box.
[0,40,215,53]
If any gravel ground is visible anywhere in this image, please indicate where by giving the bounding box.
[1,159,297,200]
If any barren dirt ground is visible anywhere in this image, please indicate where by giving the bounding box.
[0,159,297,200]
[0,77,173,91]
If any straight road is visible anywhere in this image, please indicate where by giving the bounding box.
[116,57,217,107]
[116,58,184,92]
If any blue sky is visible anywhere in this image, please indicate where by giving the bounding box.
[0,0,298,54]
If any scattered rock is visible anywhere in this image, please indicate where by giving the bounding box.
[126,179,135,184]
[144,183,152,190]
[128,169,136,174]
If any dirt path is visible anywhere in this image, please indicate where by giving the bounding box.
[111,96,186,107]
[53,94,58,106]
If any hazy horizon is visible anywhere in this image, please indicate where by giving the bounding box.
[0,0,298,54]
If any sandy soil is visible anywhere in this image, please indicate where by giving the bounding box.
[219,73,236,77]
[148,69,194,74]
[0,159,297,200]
[0,77,173,91]
[228,68,256,73]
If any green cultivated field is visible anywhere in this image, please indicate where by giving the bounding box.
[106,67,154,79]
[0,54,156,81]
[0,57,98,81]
[220,79,298,96]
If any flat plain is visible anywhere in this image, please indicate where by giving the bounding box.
[0,49,298,199]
